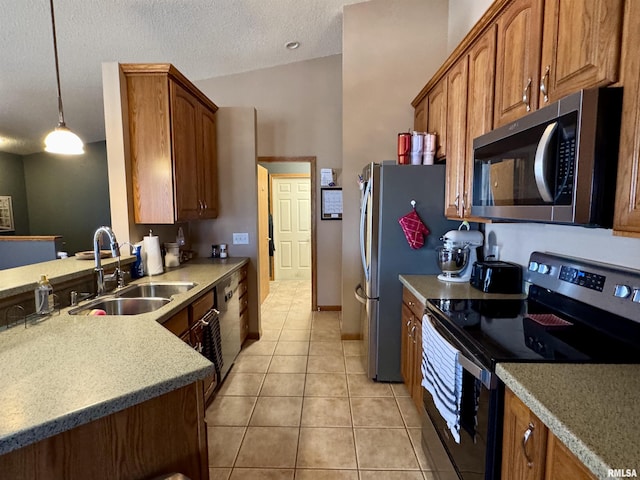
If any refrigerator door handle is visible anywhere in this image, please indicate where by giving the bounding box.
[354,283,367,304]
[359,179,372,282]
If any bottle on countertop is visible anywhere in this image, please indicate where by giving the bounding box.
[35,274,54,315]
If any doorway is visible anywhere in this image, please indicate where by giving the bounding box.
[271,174,311,281]
[257,156,317,311]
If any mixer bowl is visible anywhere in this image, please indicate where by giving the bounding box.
[436,246,470,276]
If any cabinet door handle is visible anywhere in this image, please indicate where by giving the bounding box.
[522,78,532,111]
[522,422,535,468]
[454,194,460,209]
[540,65,550,103]
[408,300,415,307]
[410,324,416,340]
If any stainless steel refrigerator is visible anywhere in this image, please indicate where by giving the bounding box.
[355,162,461,382]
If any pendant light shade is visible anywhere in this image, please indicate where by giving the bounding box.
[44,0,84,155]
[44,125,84,154]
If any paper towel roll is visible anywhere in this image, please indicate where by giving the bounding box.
[144,234,163,275]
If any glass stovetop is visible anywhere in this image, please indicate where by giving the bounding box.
[425,297,640,369]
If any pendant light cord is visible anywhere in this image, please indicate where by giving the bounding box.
[49,0,66,126]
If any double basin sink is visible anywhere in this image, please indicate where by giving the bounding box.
[68,282,197,315]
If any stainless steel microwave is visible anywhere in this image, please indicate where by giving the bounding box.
[471,88,622,227]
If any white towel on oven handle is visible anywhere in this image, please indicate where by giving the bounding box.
[421,315,463,443]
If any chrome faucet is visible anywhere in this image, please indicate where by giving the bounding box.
[93,226,121,296]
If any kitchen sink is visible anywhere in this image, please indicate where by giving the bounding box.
[115,282,197,299]
[69,297,171,316]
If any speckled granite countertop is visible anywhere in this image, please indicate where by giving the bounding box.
[0,257,248,456]
[399,274,526,303]
[0,255,134,299]
[497,363,640,479]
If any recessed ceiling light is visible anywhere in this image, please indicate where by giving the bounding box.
[285,41,300,50]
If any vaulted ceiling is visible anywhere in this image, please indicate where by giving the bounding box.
[0,0,364,155]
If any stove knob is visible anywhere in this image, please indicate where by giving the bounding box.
[537,264,551,274]
[632,289,640,303]
[614,284,632,298]
[529,261,539,272]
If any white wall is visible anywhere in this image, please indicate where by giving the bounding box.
[196,56,342,307]
[342,0,450,336]
[485,223,640,271]
[447,0,493,53]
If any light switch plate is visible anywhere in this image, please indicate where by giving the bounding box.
[233,233,249,245]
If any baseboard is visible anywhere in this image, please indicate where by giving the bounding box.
[341,333,362,341]
[317,305,342,311]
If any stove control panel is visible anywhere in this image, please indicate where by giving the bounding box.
[526,252,640,323]
[559,266,605,292]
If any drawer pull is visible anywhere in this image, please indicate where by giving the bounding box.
[522,422,535,467]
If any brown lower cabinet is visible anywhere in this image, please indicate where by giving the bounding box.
[238,265,249,344]
[0,382,209,480]
[502,387,596,480]
[164,290,218,404]
[401,287,426,412]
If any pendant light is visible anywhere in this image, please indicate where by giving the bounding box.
[44,0,84,155]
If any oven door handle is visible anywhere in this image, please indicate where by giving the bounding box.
[423,313,496,389]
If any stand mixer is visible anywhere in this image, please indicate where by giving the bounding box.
[436,225,484,282]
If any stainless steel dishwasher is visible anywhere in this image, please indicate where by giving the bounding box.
[216,270,241,381]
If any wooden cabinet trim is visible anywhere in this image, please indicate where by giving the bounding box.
[412,0,511,106]
[121,63,218,112]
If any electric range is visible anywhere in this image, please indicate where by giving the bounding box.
[421,251,640,480]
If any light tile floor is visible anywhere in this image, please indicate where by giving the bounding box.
[206,280,457,480]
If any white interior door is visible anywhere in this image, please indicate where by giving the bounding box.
[273,175,311,280]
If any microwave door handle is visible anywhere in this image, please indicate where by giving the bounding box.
[534,121,558,203]
[359,180,372,282]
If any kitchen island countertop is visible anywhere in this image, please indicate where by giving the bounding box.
[497,363,640,480]
[0,257,248,456]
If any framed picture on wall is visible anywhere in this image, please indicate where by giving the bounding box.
[0,196,14,231]
[321,187,342,220]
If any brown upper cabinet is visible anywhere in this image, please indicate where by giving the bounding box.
[427,78,448,160]
[413,0,627,224]
[121,64,219,224]
[494,0,544,127]
[614,0,640,234]
[539,0,623,107]
[413,97,427,133]
[444,27,497,219]
[444,57,469,218]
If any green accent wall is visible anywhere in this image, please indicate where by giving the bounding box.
[0,151,30,234]
[22,141,111,255]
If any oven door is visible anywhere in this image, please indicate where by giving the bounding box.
[421,313,504,480]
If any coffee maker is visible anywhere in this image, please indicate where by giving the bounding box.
[436,225,484,282]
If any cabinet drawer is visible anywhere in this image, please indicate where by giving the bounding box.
[163,308,189,336]
[240,309,249,344]
[190,289,214,322]
[402,288,425,319]
[239,265,248,282]
[239,292,249,314]
[238,279,248,298]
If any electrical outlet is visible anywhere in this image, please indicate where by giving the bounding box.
[232,233,249,245]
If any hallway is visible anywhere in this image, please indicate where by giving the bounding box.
[206,280,457,480]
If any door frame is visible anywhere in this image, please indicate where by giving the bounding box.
[258,156,317,311]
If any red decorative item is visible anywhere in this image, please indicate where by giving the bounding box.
[398,202,430,249]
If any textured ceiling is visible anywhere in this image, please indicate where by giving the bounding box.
[0,0,364,155]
